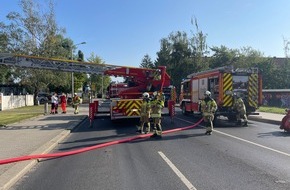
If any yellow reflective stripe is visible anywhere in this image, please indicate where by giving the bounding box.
[223,73,232,90]
[171,87,176,101]
[151,113,161,118]
[223,73,233,106]
[248,74,258,108]
[113,100,142,116]
[118,101,126,109]
[125,100,142,116]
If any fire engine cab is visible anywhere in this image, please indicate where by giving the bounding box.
[179,66,262,122]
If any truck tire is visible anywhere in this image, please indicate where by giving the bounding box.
[181,103,187,115]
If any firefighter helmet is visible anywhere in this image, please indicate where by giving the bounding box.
[204,91,211,96]
[142,92,149,98]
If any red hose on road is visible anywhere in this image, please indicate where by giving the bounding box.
[0,118,203,165]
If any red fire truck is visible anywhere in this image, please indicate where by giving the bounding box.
[104,66,176,120]
[179,66,262,121]
[0,53,176,121]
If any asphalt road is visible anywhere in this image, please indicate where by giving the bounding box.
[10,112,290,190]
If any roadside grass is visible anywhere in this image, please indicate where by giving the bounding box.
[0,105,45,126]
[258,106,286,115]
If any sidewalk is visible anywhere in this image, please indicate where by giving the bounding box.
[248,111,284,125]
[0,104,89,190]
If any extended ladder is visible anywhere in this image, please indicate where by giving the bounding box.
[0,53,120,75]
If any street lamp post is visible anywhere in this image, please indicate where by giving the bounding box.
[71,42,86,97]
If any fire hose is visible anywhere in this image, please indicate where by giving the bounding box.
[0,118,203,165]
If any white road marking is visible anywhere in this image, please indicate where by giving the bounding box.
[214,130,290,157]
[158,151,197,190]
[175,117,290,157]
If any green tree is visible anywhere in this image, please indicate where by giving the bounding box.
[234,47,265,68]
[87,52,111,97]
[189,17,209,72]
[0,0,71,104]
[0,66,13,84]
[155,18,209,94]
[140,54,154,68]
[209,46,239,68]
[269,58,290,89]
[77,50,84,61]
[168,31,193,93]
[255,58,276,89]
[0,22,14,84]
[155,38,172,67]
[0,32,8,52]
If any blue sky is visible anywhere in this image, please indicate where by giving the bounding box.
[1,0,290,67]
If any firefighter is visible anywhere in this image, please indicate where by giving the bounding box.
[72,93,81,114]
[136,92,151,134]
[233,93,248,126]
[60,93,67,114]
[150,91,164,138]
[200,91,217,135]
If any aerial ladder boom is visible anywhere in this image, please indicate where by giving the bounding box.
[0,53,121,75]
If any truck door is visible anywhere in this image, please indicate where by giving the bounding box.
[198,78,208,99]
[208,77,219,101]
[191,79,199,102]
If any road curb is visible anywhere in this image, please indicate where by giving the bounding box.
[248,116,281,125]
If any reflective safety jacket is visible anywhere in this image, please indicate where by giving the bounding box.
[234,97,246,112]
[151,99,164,118]
[73,96,81,105]
[201,98,217,116]
[140,100,151,117]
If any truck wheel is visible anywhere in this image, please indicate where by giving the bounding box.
[182,104,187,115]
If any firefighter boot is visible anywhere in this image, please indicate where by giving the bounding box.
[136,126,142,133]
[205,130,212,135]
[150,125,158,138]
[243,121,248,127]
[145,123,151,134]
[136,122,145,133]
[155,124,162,139]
